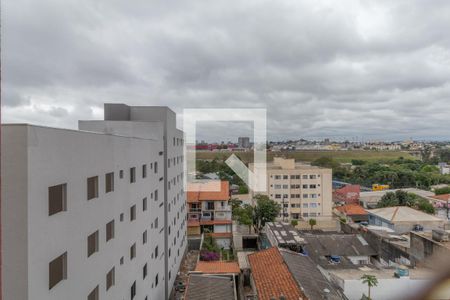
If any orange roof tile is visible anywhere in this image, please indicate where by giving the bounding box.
[195,261,240,274]
[187,181,230,203]
[248,247,305,300]
[336,204,368,216]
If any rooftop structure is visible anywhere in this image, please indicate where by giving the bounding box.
[334,204,368,223]
[359,188,435,209]
[265,222,306,252]
[248,247,305,300]
[184,274,237,300]
[367,206,446,233]
[280,249,342,300]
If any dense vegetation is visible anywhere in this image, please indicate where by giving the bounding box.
[312,157,450,190]
[196,150,414,164]
[376,190,435,214]
[196,159,248,192]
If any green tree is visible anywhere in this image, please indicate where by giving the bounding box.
[253,194,281,232]
[308,218,317,230]
[377,192,398,208]
[360,274,378,300]
[234,204,254,234]
[238,185,249,194]
[290,220,298,227]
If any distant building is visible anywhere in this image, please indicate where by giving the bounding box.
[237,137,250,149]
[251,157,333,221]
[187,181,232,248]
[333,184,361,204]
[359,188,435,209]
[367,206,446,233]
[438,162,450,175]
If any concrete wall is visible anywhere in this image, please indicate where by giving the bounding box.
[335,276,430,300]
[265,162,333,220]
[1,125,29,300]
[2,105,187,300]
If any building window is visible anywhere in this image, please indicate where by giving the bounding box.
[310,203,318,208]
[143,230,147,244]
[105,172,114,193]
[143,197,147,211]
[87,176,99,200]
[106,220,115,242]
[131,281,136,300]
[130,205,136,221]
[283,175,288,179]
[87,231,99,257]
[130,243,136,260]
[48,183,67,216]
[310,175,317,179]
[106,267,115,290]
[154,162,158,173]
[119,170,124,179]
[154,246,158,258]
[310,184,316,189]
[120,213,124,222]
[155,274,159,287]
[154,217,158,228]
[130,167,136,183]
[154,190,158,201]
[142,164,147,178]
[87,286,99,300]
[120,257,124,265]
[302,175,308,179]
[49,252,67,289]
[143,263,148,279]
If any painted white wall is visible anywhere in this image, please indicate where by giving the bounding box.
[2,105,188,300]
[338,277,430,300]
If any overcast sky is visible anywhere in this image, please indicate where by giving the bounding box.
[3,0,450,141]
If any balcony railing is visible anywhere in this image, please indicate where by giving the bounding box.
[189,207,201,212]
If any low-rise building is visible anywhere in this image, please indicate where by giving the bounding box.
[334,204,368,223]
[367,206,446,233]
[359,188,435,209]
[187,181,232,248]
[248,247,305,300]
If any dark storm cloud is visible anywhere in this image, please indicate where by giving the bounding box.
[2,0,450,140]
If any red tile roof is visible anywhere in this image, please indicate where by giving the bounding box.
[431,194,450,201]
[187,181,230,203]
[336,204,368,216]
[195,261,240,274]
[248,247,305,300]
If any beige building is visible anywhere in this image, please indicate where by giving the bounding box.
[252,157,333,221]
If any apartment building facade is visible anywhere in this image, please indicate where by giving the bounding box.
[1,104,186,300]
[258,157,333,221]
[187,181,232,249]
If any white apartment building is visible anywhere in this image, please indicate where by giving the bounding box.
[253,157,333,221]
[1,104,186,300]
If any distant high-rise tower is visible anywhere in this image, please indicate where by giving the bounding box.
[238,137,250,148]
